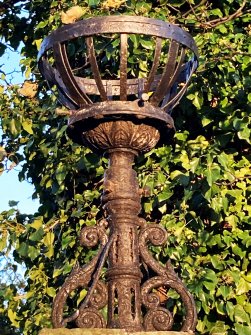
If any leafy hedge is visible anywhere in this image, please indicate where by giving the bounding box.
[0,1,251,334]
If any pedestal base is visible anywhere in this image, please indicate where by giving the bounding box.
[39,329,193,335]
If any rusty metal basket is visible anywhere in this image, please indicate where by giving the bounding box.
[38,15,198,143]
[38,16,199,332]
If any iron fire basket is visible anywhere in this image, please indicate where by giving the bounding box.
[38,15,199,333]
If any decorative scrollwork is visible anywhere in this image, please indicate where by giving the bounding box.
[52,226,109,328]
[88,280,108,310]
[76,307,106,328]
[139,224,197,332]
[141,281,162,310]
[79,225,108,247]
[144,307,174,331]
[139,224,169,276]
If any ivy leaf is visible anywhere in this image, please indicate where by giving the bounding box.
[88,0,100,7]
[7,309,20,328]
[61,6,85,24]
[43,232,55,258]
[9,119,20,138]
[30,217,43,230]
[28,246,40,260]
[234,305,250,323]
[234,324,251,335]
[8,200,19,207]
[236,278,251,295]
[204,165,221,186]
[157,190,173,202]
[218,285,231,300]
[0,231,7,251]
[17,242,29,257]
[46,287,56,297]
[140,39,154,50]
[22,120,33,134]
[29,228,44,242]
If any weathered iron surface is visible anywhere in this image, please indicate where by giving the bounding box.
[38,15,198,333]
[38,15,198,112]
[39,329,194,335]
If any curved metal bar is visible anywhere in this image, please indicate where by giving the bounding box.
[139,224,169,277]
[141,276,197,332]
[76,306,106,328]
[160,46,186,108]
[163,58,198,112]
[38,16,198,61]
[39,57,80,109]
[53,42,92,106]
[86,37,108,101]
[151,40,179,106]
[139,224,197,332]
[144,307,174,331]
[52,260,100,327]
[52,226,109,328]
[74,76,162,96]
[38,56,57,84]
[78,233,114,312]
[67,100,174,130]
[144,37,162,93]
[168,46,186,90]
[120,33,128,101]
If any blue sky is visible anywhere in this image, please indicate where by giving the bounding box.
[0,47,39,214]
[0,164,39,214]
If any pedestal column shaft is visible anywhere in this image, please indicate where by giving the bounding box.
[102,150,142,331]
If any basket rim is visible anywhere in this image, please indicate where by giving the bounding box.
[38,15,198,61]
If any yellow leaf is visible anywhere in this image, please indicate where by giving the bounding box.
[30,217,43,230]
[8,309,20,328]
[46,287,56,297]
[22,120,33,134]
[43,231,55,258]
[43,231,55,246]
[170,170,183,180]
[102,0,126,9]
[61,6,85,24]
[77,289,87,306]
[18,81,38,98]
[34,38,42,50]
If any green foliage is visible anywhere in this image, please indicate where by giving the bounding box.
[0,0,251,334]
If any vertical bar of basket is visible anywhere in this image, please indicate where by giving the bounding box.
[120,33,128,101]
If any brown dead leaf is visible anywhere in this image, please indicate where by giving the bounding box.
[155,286,169,304]
[0,146,7,161]
[210,97,218,108]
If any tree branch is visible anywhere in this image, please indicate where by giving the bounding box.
[182,0,207,18]
[0,69,9,85]
[181,0,248,30]
[0,0,23,13]
[200,0,247,28]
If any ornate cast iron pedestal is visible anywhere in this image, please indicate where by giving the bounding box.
[38,15,199,333]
